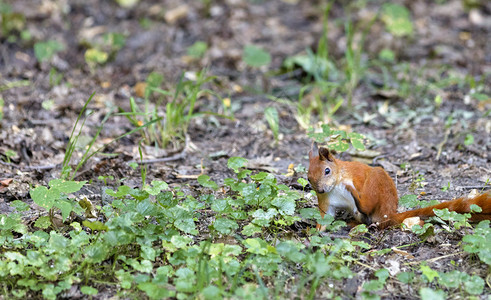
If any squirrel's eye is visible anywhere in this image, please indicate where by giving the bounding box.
[324,168,331,175]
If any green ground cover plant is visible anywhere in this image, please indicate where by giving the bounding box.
[1,0,490,299]
[1,152,489,299]
[60,92,161,180]
[2,88,489,298]
[34,40,64,63]
[120,69,228,149]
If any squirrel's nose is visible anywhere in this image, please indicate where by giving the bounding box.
[309,181,325,194]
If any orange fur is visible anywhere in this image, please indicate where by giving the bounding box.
[307,142,491,230]
[380,193,491,229]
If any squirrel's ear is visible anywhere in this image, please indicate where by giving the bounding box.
[309,141,318,159]
[318,147,334,162]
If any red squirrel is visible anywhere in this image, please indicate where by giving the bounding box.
[307,142,491,230]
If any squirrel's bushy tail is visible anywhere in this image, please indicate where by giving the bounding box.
[379,192,491,229]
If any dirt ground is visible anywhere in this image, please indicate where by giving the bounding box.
[1,0,490,298]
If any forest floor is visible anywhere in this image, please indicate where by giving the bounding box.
[0,0,490,299]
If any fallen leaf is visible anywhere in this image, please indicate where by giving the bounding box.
[386,259,402,275]
[141,145,172,159]
[284,163,295,177]
[477,99,491,111]
[0,178,13,192]
[101,81,111,89]
[78,25,107,41]
[134,82,147,98]
[79,196,98,218]
[52,214,64,227]
[467,189,479,198]
[372,89,400,99]
[409,152,423,160]
[164,5,189,24]
[1,178,13,186]
[402,216,422,230]
[391,247,415,259]
[247,156,278,173]
[377,160,400,173]
[347,149,381,158]
[174,173,200,179]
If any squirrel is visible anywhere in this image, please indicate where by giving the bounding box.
[307,142,491,230]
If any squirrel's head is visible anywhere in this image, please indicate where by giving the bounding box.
[308,142,338,194]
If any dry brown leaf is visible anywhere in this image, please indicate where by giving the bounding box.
[402,216,422,230]
[174,173,200,179]
[141,145,172,159]
[1,178,13,187]
[0,178,14,192]
[377,160,400,173]
[232,84,243,93]
[164,5,189,24]
[78,25,107,41]
[52,215,64,228]
[409,152,423,160]
[247,156,278,173]
[100,81,111,89]
[391,247,415,259]
[134,82,147,98]
[347,149,381,158]
[372,89,400,99]
[477,99,491,111]
[79,196,97,218]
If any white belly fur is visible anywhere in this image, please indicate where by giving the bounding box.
[326,183,358,217]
